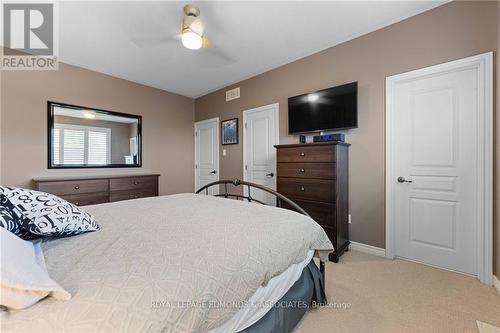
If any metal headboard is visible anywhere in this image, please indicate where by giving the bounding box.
[195,178,310,217]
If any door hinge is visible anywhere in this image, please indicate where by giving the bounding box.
[195,164,198,168]
[244,122,247,129]
[195,131,197,137]
[245,165,247,170]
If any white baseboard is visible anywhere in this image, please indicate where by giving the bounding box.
[349,241,386,257]
[493,275,500,295]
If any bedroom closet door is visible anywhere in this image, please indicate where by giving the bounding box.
[386,53,493,284]
[194,118,219,194]
[243,103,279,205]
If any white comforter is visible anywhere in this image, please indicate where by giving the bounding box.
[1,193,333,333]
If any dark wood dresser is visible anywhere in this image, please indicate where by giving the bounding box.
[275,142,350,262]
[33,174,159,206]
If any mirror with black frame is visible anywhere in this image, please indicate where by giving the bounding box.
[48,102,142,169]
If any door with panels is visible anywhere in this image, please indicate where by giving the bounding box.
[243,103,279,205]
[387,53,493,281]
[194,118,219,195]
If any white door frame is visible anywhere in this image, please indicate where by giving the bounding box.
[194,117,220,192]
[243,103,280,189]
[385,52,493,284]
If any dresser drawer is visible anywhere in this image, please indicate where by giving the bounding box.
[109,189,157,202]
[60,193,109,207]
[277,162,335,179]
[281,199,336,227]
[277,146,335,163]
[109,176,158,191]
[37,179,109,196]
[278,178,335,203]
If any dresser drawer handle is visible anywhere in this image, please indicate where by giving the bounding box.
[299,169,305,173]
[300,187,305,191]
[300,152,305,157]
[134,181,138,185]
[74,185,80,190]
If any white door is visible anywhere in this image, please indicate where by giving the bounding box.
[387,53,493,280]
[243,103,279,205]
[194,118,219,194]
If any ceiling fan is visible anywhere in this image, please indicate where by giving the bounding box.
[130,4,236,66]
[180,4,205,50]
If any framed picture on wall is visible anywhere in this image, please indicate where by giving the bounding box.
[221,118,238,145]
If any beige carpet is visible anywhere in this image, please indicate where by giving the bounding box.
[295,251,500,333]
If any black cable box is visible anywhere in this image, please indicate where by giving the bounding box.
[313,133,345,142]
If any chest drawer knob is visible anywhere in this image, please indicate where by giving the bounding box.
[300,152,306,157]
[75,202,80,206]
[134,180,138,185]
[299,169,305,173]
[300,187,305,191]
[74,185,80,190]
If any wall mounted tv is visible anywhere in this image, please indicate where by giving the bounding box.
[288,82,358,134]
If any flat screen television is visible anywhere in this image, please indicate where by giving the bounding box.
[288,82,357,134]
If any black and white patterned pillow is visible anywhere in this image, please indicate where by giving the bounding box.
[0,201,37,239]
[0,187,99,238]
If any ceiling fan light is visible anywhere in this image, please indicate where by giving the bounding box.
[182,30,203,50]
[83,111,96,119]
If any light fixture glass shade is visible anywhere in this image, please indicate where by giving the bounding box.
[182,30,203,50]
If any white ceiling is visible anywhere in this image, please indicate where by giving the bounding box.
[59,1,446,98]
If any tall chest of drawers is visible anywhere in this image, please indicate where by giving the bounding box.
[33,174,159,206]
[275,142,350,262]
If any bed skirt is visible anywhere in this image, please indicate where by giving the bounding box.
[240,260,326,333]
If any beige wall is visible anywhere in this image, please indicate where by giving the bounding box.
[195,1,498,261]
[1,61,195,195]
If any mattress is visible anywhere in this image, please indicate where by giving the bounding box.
[1,194,333,332]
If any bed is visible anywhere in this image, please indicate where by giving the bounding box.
[1,180,333,333]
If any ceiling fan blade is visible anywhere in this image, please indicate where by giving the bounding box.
[188,18,204,36]
[202,45,238,67]
[130,35,180,48]
[197,36,237,67]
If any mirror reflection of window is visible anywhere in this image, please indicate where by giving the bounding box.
[53,124,111,165]
[51,105,140,167]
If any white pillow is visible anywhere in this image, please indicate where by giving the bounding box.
[0,228,71,309]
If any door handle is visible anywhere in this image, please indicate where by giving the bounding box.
[397,176,412,183]
[265,172,274,178]
[209,170,217,175]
